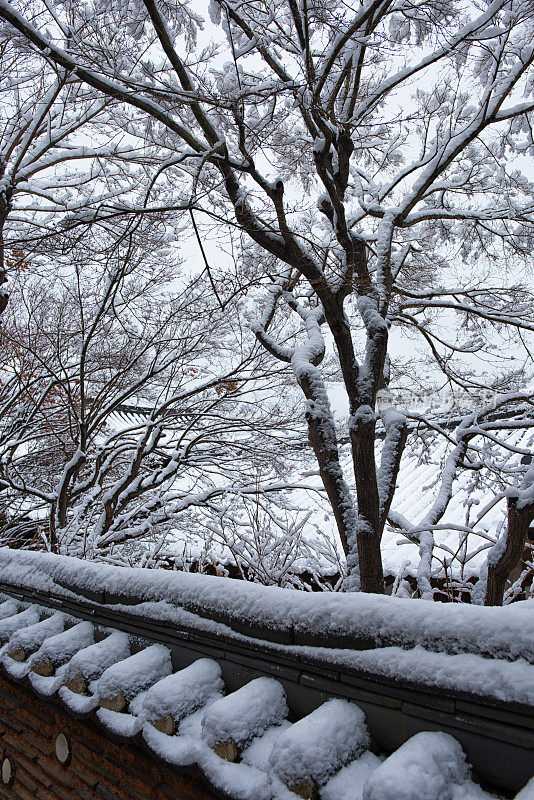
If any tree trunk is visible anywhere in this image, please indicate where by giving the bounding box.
[350,410,384,594]
[298,372,357,562]
[484,497,534,606]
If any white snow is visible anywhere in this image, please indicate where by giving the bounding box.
[0,549,533,706]
[2,548,533,665]
[62,630,130,684]
[322,752,384,800]
[201,677,288,748]
[58,686,99,713]
[362,732,468,800]
[0,599,19,619]
[268,699,369,786]
[3,611,66,657]
[314,644,534,706]
[23,621,96,696]
[0,607,40,642]
[451,783,500,800]
[177,693,224,739]
[142,658,224,726]
[516,777,534,799]
[144,721,275,800]
[96,643,172,703]
[0,587,509,800]
[241,723,291,771]
[29,621,94,667]
[96,707,143,737]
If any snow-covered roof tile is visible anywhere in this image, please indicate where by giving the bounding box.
[201,677,288,753]
[0,554,531,799]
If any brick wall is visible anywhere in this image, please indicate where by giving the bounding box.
[0,672,216,800]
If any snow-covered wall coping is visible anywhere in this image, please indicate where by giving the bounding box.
[1,548,533,666]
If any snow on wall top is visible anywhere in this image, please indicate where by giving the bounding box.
[0,547,533,668]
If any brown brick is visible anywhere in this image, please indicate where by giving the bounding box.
[19,758,53,787]
[107,754,160,788]
[1,730,37,761]
[70,729,104,755]
[50,785,80,800]
[160,782,187,799]
[20,726,54,754]
[96,783,124,800]
[74,736,112,766]
[29,704,57,727]
[0,672,214,800]
[40,760,76,789]
[0,686,22,707]
[76,748,123,783]
[159,778,211,800]
[76,788,97,800]
[127,782,159,800]
[10,729,46,761]
[34,785,59,800]
[11,781,36,800]
[15,766,39,794]
[70,763,99,789]
[0,710,24,733]
[18,707,55,738]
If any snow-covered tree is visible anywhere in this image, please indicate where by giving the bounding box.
[0,219,297,558]
[1,0,533,601]
[0,32,158,316]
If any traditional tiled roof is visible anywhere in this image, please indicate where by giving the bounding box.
[0,550,533,800]
[157,413,534,584]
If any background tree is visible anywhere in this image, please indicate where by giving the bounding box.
[0,28,159,316]
[387,394,534,605]
[0,0,533,602]
[0,218,299,559]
